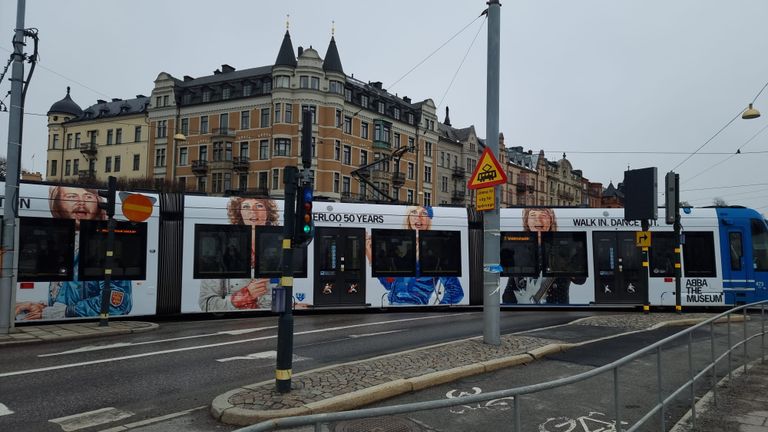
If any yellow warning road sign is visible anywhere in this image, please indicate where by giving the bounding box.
[476,187,495,211]
[468,147,508,189]
[636,231,651,248]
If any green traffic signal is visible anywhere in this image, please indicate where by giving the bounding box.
[303,225,311,234]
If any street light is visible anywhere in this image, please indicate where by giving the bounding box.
[742,103,761,120]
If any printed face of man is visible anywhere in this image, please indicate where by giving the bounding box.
[527,210,552,233]
[59,187,100,222]
[240,199,268,226]
[408,207,431,231]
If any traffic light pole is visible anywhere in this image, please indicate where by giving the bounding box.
[276,166,298,393]
[99,176,117,327]
[674,173,682,313]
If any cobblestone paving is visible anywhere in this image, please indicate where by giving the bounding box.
[227,314,723,412]
[0,320,157,345]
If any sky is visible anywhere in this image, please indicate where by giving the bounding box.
[2,0,768,212]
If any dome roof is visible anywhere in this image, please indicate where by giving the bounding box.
[47,87,83,117]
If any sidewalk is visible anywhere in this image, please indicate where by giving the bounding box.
[0,320,158,346]
[212,313,756,427]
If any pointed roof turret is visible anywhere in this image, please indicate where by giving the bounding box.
[48,86,83,117]
[275,30,297,68]
[322,36,344,74]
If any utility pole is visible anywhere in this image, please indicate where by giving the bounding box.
[1,0,26,335]
[98,176,117,327]
[483,0,501,345]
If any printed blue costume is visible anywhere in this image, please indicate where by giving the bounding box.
[378,263,464,305]
[49,253,132,317]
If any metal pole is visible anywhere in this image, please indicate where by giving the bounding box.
[613,367,620,429]
[513,396,521,432]
[483,0,501,346]
[744,307,748,374]
[728,313,732,381]
[1,0,26,335]
[710,321,717,406]
[99,216,116,326]
[674,174,682,313]
[762,303,765,364]
[657,346,665,431]
[276,166,297,393]
[688,331,696,427]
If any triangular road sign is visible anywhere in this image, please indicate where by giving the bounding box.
[468,147,508,189]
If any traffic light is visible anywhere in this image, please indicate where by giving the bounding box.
[665,171,678,224]
[98,176,117,218]
[293,183,314,247]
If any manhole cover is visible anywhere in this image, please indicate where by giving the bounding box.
[333,416,422,432]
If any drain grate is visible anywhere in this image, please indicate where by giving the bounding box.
[332,416,423,432]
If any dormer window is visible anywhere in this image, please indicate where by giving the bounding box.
[182,93,192,104]
[393,107,400,120]
[329,80,343,94]
[202,90,211,102]
[361,94,369,108]
[344,88,352,102]
[243,83,252,96]
[377,101,385,114]
[263,80,272,92]
[222,87,231,100]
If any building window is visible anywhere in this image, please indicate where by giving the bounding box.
[66,134,72,149]
[424,192,431,207]
[134,126,142,142]
[311,76,320,89]
[336,109,342,128]
[50,160,58,177]
[274,138,291,157]
[408,162,414,180]
[361,122,369,139]
[65,160,71,176]
[156,120,167,138]
[343,116,352,134]
[163,95,169,106]
[240,142,249,157]
[259,139,269,160]
[333,173,340,193]
[197,176,207,193]
[274,103,281,123]
[199,145,208,161]
[441,176,448,192]
[329,80,344,94]
[360,149,368,165]
[202,90,210,102]
[393,107,400,120]
[342,176,351,194]
[407,189,414,203]
[343,145,351,165]
[156,96,162,107]
[243,83,252,96]
[377,101,385,114]
[393,132,400,148]
[261,108,270,127]
[301,105,317,124]
[272,169,280,189]
[75,133,81,147]
[263,80,272,93]
[51,134,60,149]
[240,111,250,129]
[345,88,352,102]
[106,129,113,145]
[300,76,309,88]
[200,116,209,134]
[334,140,341,160]
[425,141,433,157]
[73,159,79,173]
[361,94,369,108]
[180,118,189,136]
[220,113,229,131]
[213,142,233,161]
[408,113,414,124]
[155,149,166,167]
[285,103,293,123]
[182,93,191,104]
[239,174,248,190]
[116,128,122,144]
[133,154,140,171]
[114,155,121,172]
[222,87,231,100]
[179,147,188,165]
[275,76,290,88]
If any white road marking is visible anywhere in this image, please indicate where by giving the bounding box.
[0,403,14,417]
[49,407,133,432]
[97,405,206,432]
[348,330,403,338]
[38,326,278,357]
[1,314,466,378]
[215,350,308,362]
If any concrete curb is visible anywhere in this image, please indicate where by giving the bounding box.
[212,315,727,426]
[0,322,159,346]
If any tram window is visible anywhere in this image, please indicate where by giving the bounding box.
[254,226,307,278]
[193,224,251,279]
[751,219,768,271]
[649,232,676,277]
[500,232,538,277]
[541,232,587,277]
[682,231,716,278]
[729,232,743,271]
[371,229,416,277]
[79,221,149,280]
[419,230,461,277]
[18,217,75,282]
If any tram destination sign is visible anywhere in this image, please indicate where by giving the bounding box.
[468,147,508,189]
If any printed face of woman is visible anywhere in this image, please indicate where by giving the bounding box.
[527,210,552,233]
[240,199,268,226]
[408,207,431,231]
[59,187,100,222]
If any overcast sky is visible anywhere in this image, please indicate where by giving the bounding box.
[2,0,768,212]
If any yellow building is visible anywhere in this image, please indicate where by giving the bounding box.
[46,87,150,183]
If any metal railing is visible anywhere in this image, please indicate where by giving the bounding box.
[237,301,767,432]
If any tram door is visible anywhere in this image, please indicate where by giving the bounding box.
[723,228,753,304]
[314,227,366,306]
[593,232,648,304]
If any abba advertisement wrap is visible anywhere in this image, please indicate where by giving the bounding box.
[179,197,470,313]
[9,182,160,322]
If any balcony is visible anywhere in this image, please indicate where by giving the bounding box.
[391,172,405,189]
[211,128,236,139]
[516,182,527,192]
[209,158,234,171]
[78,170,94,180]
[79,143,97,158]
[233,156,249,171]
[373,138,391,150]
[452,166,466,178]
[451,190,466,203]
[558,191,575,200]
[191,160,209,175]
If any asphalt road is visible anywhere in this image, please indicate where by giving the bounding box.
[0,310,598,432]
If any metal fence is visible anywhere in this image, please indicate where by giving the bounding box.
[236,301,768,432]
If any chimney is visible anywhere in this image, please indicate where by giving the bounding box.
[370,81,383,90]
[136,94,146,98]
[97,99,106,104]
[498,132,504,148]
[183,75,194,81]
[402,96,411,104]
[221,64,235,73]
[298,46,304,56]
[111,98,122,102]
[213,69,221,75]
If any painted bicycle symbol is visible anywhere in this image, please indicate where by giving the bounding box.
[539,411,628,432]
[445,387,515,414]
